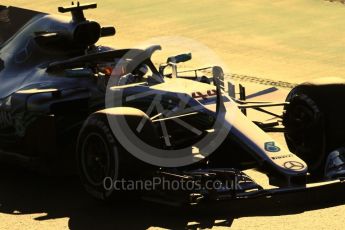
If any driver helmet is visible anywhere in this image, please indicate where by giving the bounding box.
[133,64,148,78]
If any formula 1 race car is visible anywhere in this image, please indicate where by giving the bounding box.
[1,3,345,206]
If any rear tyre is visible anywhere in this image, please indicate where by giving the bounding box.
[77,113,123,200]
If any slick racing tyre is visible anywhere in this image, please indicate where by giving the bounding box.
[283,77,345,176]
[76,109,156,201]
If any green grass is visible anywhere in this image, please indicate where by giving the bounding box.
[4,0,345,82]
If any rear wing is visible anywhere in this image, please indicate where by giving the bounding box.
[0,5,44,48]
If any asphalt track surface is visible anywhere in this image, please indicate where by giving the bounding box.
[1,161,345,230]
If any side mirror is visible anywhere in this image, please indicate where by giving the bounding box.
[160,53,192,77]
[167,53,192,64]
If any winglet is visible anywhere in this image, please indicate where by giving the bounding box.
[58,2,97,22]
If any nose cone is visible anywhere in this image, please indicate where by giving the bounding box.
[228,105,308,178]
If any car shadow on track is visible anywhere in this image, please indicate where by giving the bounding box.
[1,164,345,230]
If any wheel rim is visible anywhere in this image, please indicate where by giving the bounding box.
[81,133,111,186]
[290,104,314,129]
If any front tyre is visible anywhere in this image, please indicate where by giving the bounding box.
[283,89,325,174]
[283,78,345,176]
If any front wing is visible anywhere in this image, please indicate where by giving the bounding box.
[142,168,345,206]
